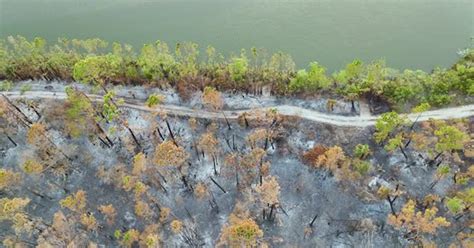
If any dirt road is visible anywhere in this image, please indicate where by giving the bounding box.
[3,91,473,127]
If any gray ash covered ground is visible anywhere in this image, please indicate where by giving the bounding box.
[0,82,472,247]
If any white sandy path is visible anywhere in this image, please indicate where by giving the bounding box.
[2,91,473,127]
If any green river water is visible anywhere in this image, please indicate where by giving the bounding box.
[1,0,472,71]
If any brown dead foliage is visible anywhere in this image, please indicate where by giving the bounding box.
[302,144,328,165]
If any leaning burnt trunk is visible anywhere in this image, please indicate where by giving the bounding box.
[212,155,218,175]
[156,126,165,141]
[1,94,33,124]
[6,135,17,147]
[210,176,226,193]
[98,136,111,148]
[95,122,114,147]
[268,204,276,221]
[126,125,142,150]
[165,120,178,146]
[221,111,232,130]
[428,152,443,166]
[309,214,319,227]
[399,145,408,160]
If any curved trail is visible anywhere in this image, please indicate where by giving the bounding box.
[2,91,474,127]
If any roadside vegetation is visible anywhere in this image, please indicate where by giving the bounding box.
[1,36,472,112]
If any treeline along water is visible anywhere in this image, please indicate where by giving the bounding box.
[0,0,472,72]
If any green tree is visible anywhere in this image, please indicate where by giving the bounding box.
[289,62,331,93]
[137,41,176,81]
[383,69,424,105]
[362,59,388,94]
[102,91,120,122]
[333,59,364,85]
[73,54,122,85]
[175,42,199,78]
[374,111,407,144]
[0,40,8,78]
[64,86,94,137]
[434,125,468,153]
[423,68,458,106]
[452,49,474,95]
[228,55,249,83]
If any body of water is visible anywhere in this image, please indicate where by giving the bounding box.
[1,0,472,71]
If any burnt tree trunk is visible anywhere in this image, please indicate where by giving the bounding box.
[2,94,33,124]
[210,177,226,193]
[156,126,165,141]
[98,136,111,148]
[268,204,276,221]
[126,125,142,150]
[310,214,318,227]
[429,152,443,166]
[244,114,250,128]
[221,111,232,130]
[6,135,17,147]
[212,155,218,175]
[95,121,114,147]
[165,120,178,146]
[399,145,408,160]
[387,196,398,216]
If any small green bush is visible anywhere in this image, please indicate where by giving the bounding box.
[353,160,371,176]
[146,94,164,107]
[445,197,464,214]
[353,144,371,159]
[0,80,13,91]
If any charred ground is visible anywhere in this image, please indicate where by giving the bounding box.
[0,81,473,247]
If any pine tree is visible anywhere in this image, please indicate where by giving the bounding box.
[255,176,280,220]
[202,86,231,129]
[60,190,87,213]
[353,144,371,159]
[388,199,450,239]
[98,204,117,225]
[314,146,346,172]
[218,215,263,247]
[154,140,189,168]
[170,219,183,234]
[132,152,147,177]
[135,200,153,220]
[0,169,21,191]
[374,112,407,144]
[434,125,468,153]
[198,131,220,174]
